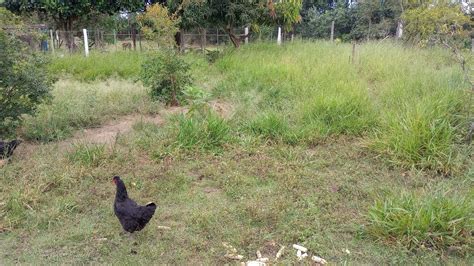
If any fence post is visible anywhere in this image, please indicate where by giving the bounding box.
[245,27,249,44]
[277,27,282,45]
[113,29,117,51]
[330,20,335,42]
[83,29,89,57]
[49,29,55,54]
[351,41,356,64]
[216,28,219,46]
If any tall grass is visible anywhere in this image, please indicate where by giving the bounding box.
[49,51,145,81]
[366,192,473,253]
[170,112,231,152]
[21,79,161,141]
[215,41,470,173]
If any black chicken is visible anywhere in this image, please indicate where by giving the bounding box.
[0,140,22,159]
[113,176,157,233]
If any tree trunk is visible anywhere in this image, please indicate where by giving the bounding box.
[226,27,240,48]
[63,18,75,53]
[132,26,137,51]
[170,76,179,106]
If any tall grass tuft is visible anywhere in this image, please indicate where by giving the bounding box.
[366,192,473,253]
[67,143,107,167]
[171,112,231,151]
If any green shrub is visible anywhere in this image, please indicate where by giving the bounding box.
[171,112,231,151]
[0,23,53,138]
[366,192,473,253]
[141,50,192,106]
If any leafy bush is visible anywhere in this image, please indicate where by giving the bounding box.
[0,12,53,138]
[366,192,473,253]
[141,50,192,106]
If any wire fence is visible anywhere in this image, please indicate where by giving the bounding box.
[7,26,297,55]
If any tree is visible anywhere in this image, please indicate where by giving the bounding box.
[4,0,145,51]
[207,0,270,48]
[272,0,303,32]
[0,8,53,138]
[137,3,180,48]
[402,5,471,46]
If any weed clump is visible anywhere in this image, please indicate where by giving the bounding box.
[366,192,473,254]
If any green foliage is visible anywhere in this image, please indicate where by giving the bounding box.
[366,192,473,253]
[272,0,303,31]
[68,143,107,167]
[141,50,192,106]
[402,5,472,46]
[299,6,355,41]
[0,13,53,138]
[137,3,180,48]
[207,0,270,47]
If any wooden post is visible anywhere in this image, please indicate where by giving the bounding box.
[277,26,282,45]
[351,41,356,64]
[200,28,206,52]
[216,28,219,46]
[245,27,249,44]
[49,29,55,53]
[83,29,89,57]
[330,20,335,42]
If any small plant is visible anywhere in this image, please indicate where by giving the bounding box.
[141,50,192,106]
[68,143,107,167]
[365,192,473,253]
[183,85,211,115]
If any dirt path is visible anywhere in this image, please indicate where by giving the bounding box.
[5,101,233,162]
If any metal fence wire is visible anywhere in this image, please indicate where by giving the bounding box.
[4,26,298,55]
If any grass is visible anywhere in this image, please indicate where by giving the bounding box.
[68,143,107,167]
[1,40,473,264]
[20,79,161,142]
[49,51,145,81]
[366,191,473,253]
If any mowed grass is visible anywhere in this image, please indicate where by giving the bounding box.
[1,41,473,264]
